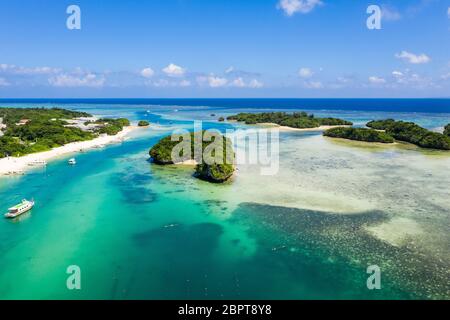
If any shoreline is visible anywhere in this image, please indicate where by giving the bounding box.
[227,120,352,132]
[0,126,139,176]
[323,136,398,146]
[256,123,352,132]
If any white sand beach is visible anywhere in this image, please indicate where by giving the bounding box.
[0,126,139,176]
[257,123,352,132]
[177,159,199,166]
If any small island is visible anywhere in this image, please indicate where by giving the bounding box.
[138,120,150,127]
[149,131,235,183]
[323,127,395,143]
[90,118,131,135]
[366,119,450,150]
[0,108,128,157]
[324,119,450,150]
[218,117,225,122]
[227,112,353,129]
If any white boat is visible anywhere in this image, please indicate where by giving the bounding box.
[4,199,35,219]
[68,158,76,165]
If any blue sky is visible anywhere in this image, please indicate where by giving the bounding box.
[0,0,449,98]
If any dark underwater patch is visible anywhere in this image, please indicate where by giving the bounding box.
[120,187,157,204]
[131,222,225,298]
[112,171,153,187]
[229,203,449,299]
[111,171,158,204]
[133,222,223,253]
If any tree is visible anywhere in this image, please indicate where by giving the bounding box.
[149,131,235,183]
[324,127,394,143]
[366,119,450,150]
[138,120,150,127]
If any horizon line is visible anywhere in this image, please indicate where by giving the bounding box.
[1,97,450,100]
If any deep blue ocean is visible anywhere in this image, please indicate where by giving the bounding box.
[1,98,450,113]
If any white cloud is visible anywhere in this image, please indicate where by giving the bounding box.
[225,66,235,74]
[248,79,263,88]
[395,51,430,64]
[49,73,105,88]
[179,80,191,87]
[231,77,246,87]
[162,63,186,77]
[0,64,60,75]
[402,73,434,88]
[389,69,434,88]
[278,0,322,16]
[441,73,450,80]
[298,67,314,78]
[368,76,386,84]
[328,76,354,89]
[381,5,401,21]
[336,76,351,83]
[0,77,10,86]
[0,63,266,90]
[151,79,170,88]
[140,67,155,78]
[303,80,323,89]
[229,77,263,88]
[208,76,228,88]
[147,79,191,88]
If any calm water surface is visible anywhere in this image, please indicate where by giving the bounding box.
[0,101,449,299]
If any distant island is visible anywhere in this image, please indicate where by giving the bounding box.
[138,120,150,127]
[0,108,130,158]
[90,118,131,135]
[149,131,234,183]
[366,119,450,150]
[323,119,450,150]
[324,127,394,143]
[226,112,353,129]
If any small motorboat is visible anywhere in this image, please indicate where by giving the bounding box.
[5,199,35,219]
[68,158,77,165]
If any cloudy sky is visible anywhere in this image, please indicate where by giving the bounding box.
[0,0,449,98]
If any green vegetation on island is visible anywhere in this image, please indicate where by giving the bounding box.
[227,112,353,129]
[444,124,450,137]
[323,127,395,143]
[94,118,130,136]
[0,108,130,158]
[366,119,450,150]
[138,120,150,127]
[365,119,396,130]
[0,108,91,126]
[149,131,234,183]
[218,117,225,122]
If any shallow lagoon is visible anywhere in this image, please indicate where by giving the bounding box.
[0,103,449,299]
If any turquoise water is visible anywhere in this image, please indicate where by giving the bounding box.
[0,103,449,299]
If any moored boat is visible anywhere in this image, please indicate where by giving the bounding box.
[68,158,76,165]
[4,199,35,219]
